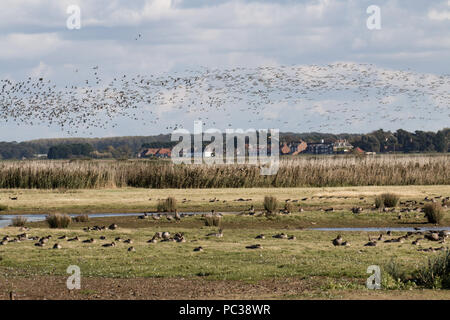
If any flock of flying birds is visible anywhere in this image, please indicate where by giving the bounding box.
[0,62,449,134]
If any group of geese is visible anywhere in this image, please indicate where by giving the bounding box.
[139,210,185,222]
[1,195,449,253]
[332,229,450,252]
[1,62,448,135]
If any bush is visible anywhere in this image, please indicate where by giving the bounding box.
[414,249,450,289]
[264,196,278,214]
[375,193,399,208]
[384,253,450,290]
[0,204,8,211]
[384,259,406,282]
[157,197,177,213]
[204,215,222,227]
[73,214,89,222]
[374,196,384,209]
[46,213,71,228]
[382,193,399,207]
[11,216,27,227]
[382,259,417,290]
[424,203,444,224]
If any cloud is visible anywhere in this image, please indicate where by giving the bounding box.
[29,61,53,78]
[428,9,450,21]
[0,32,64,60]
[0,0,448,140]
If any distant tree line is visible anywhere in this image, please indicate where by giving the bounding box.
[0,129,447,160]
[47,143,94,159]
[282,128,449,153]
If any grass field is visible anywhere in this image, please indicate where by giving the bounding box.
[0,185,448,215]
[1,212,450,299]
[0,158,449,300]
[0,183,449,299]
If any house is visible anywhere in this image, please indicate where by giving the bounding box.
[332,139,354,153]
[290,141,308,155]
[280,143,291,155]
[204,150,214,157]
[353,147,365,155]
[157,148,171,158]
[139,148,172,158]
[142,148,159,157]
[306,142,334,154]
[280,141,308,155]
[33,154,48,159]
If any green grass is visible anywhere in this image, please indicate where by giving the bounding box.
[0,214,445,282]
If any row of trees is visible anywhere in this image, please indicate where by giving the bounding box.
[47,144,94,159]
[283,129,449,153]
[350,129,449,153]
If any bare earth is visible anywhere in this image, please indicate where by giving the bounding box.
[2,274,450,300]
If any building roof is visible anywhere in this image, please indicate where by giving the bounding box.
[158,148,171,156]
[144,148,159,156]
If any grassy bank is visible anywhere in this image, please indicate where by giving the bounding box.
[0,185,448,214]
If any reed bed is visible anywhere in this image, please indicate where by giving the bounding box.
[0,155,448,189]
[11,216,27,227]
[46,213,71,228]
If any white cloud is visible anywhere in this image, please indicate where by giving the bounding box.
[29,61,53,78]
[0,0,448,140]
[428,9,450,21]
[0,33,64,60]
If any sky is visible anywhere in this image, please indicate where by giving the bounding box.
[0,0,449,141]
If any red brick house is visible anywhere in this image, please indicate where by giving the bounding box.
[140,148,172,158]
[280,141,308,155]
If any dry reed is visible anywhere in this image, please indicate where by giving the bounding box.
[0,155,448,189]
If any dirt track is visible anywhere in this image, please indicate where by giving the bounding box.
[0,275,325,300]
[3,275,450,300]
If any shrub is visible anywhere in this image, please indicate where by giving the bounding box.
[424,203,444,224]
[46,213,71,228]
[384,259,406,282]
[383,259,417,290]
[374,196,384,209]
[264,196,278,214]
[157,197,177,213]
[382,193,399,207]
[375,193,399,208]
[11,216,27,227]
[73,214,89,222]
[384,254,450,290]
[0,204,8,212]
[204,215,222,227]
[414,249,450,289]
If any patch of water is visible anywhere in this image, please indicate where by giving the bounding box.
[0,212,205,228]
